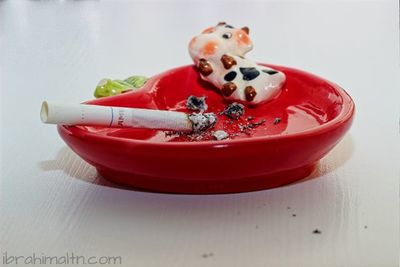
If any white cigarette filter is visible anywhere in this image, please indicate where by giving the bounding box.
[40,101,195,131]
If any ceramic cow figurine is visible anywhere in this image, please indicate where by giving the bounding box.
[188,22,286,104]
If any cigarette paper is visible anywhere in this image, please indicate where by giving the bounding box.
[40,101,193,131]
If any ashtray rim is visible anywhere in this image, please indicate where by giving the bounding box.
[58,64,355,148]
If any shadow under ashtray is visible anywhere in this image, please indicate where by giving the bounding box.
[39,146,134,191]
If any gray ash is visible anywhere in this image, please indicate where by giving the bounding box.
[163,113,216,142]
[188,112,217,133]
[186,95,208,112]
[201,252,214,259]
[312,229,322,234]
[164,129,213,142]
[165,131,179,137]
[247,119,266,128]
[239,119,266,135]
[213,130,229,140]
[221,102,245,120]
[273,117,281,124]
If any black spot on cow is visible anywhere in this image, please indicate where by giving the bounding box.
[262,69,278,75]
[240,67,260,81]
[224,71,237,81]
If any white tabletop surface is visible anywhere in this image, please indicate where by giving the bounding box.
[1,1,399,267]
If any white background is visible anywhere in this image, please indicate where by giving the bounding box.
[1,1,399,267]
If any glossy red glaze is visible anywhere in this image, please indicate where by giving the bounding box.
[58,64,355,193]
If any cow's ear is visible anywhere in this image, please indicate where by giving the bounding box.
[241,26,249,35]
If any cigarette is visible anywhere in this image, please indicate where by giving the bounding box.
[40,101,216,132]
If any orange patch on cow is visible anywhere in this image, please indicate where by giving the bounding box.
[235,30,251,46]
[202,41,218,56]
[202,27,215,34]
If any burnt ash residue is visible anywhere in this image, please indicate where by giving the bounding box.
[273,117,282,124]
[201,252,214,259]
[164,97,282,142]
[221,102,245,120]
[188,113,217,133]
[238,119,266,135]
[212,130,229,140]
[165,130,214,142]
[186,95,208,112]
[312,229,322,234]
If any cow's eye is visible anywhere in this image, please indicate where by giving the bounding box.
[222,32,232,39]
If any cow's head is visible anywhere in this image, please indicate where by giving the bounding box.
[188,22,253,63]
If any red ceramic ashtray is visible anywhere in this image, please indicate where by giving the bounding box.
[58,64,355,194]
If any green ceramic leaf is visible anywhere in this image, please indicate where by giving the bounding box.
[124,75,148,88]
[94,76,148,98]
